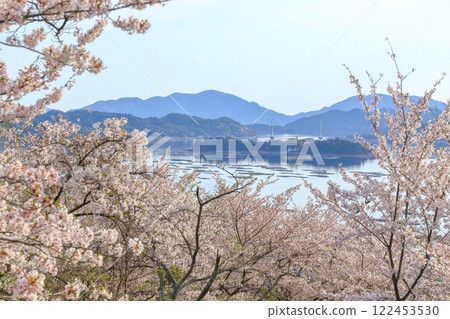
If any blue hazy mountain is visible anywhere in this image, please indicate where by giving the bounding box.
[251,109,379,137]
[291,95,445,120]
[254,106,442,138]
[82,90,445,126]
[83,90,300,126]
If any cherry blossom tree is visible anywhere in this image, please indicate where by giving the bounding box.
[1,115,336,300]
[0,0,167,300]
[0,0,167,123]
[308,44,450,300]
[0,116,149,299]
[118,175,334,301]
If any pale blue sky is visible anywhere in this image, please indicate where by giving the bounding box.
[9,0,450,115]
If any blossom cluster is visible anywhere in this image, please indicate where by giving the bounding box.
[0,0,167,123]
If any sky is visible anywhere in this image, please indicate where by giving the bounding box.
[9,0,450,116]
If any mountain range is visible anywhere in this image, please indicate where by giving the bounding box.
[83,90,299,126]
[36,110,257,138]
[82,90,445,128]
[252,108,383,137]
[39,90,445,138]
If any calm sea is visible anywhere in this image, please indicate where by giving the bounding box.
[167,155,384,206]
